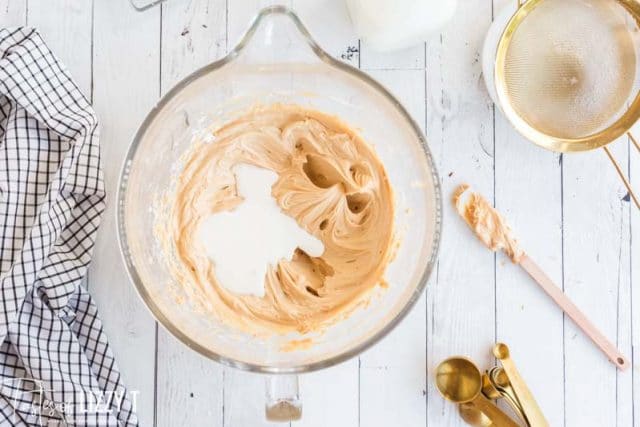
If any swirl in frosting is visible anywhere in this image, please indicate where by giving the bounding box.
[163,104,395,334]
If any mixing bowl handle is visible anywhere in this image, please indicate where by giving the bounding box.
[265,375,302,422]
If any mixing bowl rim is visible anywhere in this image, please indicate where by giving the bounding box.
[115,5,443,374]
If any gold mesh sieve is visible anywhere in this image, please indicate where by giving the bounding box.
[495,0,640,208]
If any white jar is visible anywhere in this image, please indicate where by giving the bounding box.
[346,0,458,51]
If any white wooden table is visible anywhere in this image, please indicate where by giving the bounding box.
[1,0,637,425]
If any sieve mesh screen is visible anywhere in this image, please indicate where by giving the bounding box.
[503,0,639,139]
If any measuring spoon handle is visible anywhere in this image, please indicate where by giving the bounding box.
[471,394,521,427]
[496,356,547,427]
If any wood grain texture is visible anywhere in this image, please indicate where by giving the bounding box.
[1,0,637,425]
[360,41,423,71]
[631,123,639,427]
[491,0,564,422]
[155,1,226,426]
[563,134,632,426]
[222,2,290,425]
[289,3,360,426]
[90,2,160,425]
[27,0,92,96]
[492,122,565,422]
[425,1,496,425]
[0,0,25,27]
[358,69,427,427]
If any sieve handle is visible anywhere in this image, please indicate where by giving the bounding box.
[265,375,302,422]
[602,133,640,210]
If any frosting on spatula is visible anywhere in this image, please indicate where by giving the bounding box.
[453,184,524,263]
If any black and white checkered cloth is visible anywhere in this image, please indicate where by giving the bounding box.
[0,28,138,426]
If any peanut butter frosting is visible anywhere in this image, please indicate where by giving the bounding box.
[453,184,523,262]
[160,104,395,334]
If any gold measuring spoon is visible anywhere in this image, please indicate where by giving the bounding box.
[493,344,548,427]
[481,373,501,400]
[435,357,520,427]
[460,402,495,427]
[487,368,528,426]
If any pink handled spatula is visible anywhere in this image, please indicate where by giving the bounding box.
[453,185,628,371]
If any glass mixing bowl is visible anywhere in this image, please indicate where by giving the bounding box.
[117,5,441,419]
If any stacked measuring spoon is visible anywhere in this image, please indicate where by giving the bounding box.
[435,343,548,427]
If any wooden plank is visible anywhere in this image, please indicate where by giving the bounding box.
[156,334,224,427]
[360,45,424,71]
[617,161,633,427]
[27,0,92,97]
[288,2,360,426]
[562,134,632,425]
[223,1,287,425]
[615,141,633,427]
[0,0,25,26]
[493,95,565,425]
[155,1,227,426]
[13,2,636,427]
[159,0,226,88]
[91,2,160,425]
[632,123,640,427]
[612,135,633,427]
[425,1,496,425]
[358,69,427,427]
[490,1,564,425]
[492,140,567,421]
